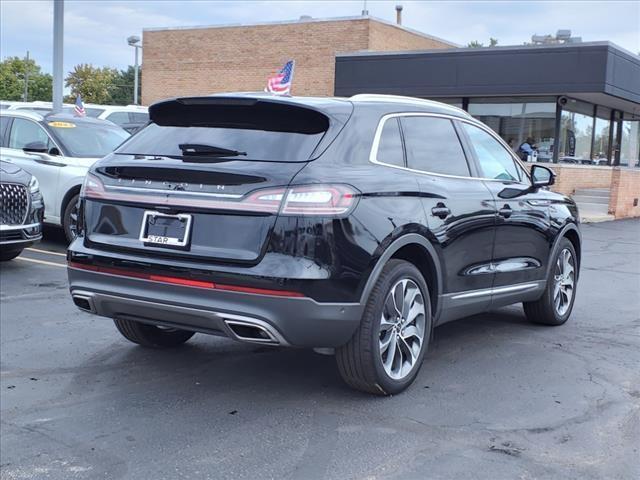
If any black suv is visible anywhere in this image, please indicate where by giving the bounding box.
[67,94,580,395]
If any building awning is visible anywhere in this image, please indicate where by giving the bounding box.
[335,42,640,116]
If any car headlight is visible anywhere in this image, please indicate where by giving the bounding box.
[29,176,40,194]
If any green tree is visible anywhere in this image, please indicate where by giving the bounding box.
[0,56,52,101]
[65,64,118,104]
[467,38,499,48]
[109,66,141,105]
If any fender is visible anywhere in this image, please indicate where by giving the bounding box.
[359,233,443,317]
[545,222,581,279]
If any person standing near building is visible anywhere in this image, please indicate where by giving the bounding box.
[518,137,537,161]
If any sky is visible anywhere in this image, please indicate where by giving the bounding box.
[1,0,639,75]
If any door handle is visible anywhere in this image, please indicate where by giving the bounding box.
[431,204,451,219]
[498,205,513,218]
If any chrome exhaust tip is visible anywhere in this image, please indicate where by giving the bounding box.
[72,293,96,313]
[223,319,281,345]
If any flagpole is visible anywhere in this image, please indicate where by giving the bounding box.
[288,60,295,96]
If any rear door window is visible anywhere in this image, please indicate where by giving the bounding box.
[401,116,470,176]
[375,118,404,167]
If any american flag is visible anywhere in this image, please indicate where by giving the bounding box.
[266,60,295,95]
[74,95,86,117]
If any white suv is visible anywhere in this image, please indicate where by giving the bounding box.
[0,102,148,134]
[64,104,149,133]
[0,110,130,241]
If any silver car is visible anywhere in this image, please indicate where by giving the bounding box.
[0,110,130,241]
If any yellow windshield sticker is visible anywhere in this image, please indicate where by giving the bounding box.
[48,121,76,128]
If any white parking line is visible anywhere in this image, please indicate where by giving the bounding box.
[15,257,66,268]
[25,247,67,257]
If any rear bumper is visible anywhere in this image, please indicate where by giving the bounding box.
[68,266,363,348]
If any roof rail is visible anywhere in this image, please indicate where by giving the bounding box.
[349,94,469,116]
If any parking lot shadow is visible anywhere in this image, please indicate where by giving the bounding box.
[66,305,536,402]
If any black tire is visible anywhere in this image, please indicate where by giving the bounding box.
[524,238,578,326]
[336,259,432,395]
[113,318,195,348]
[62,193,80,243]
[0,249,23,261]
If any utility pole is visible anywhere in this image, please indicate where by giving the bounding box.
[23,51,29,102]
[52,0,64,113]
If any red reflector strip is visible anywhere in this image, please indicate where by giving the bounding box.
[68,261,305,298]
[148,274,214,289]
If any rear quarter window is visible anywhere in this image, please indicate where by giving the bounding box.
[375,118,404,167]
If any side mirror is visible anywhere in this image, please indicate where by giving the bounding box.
[23,141,48,154]
[48,147,61,156]
[531,164,555,188]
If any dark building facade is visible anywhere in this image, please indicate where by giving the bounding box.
[335,42,640,168]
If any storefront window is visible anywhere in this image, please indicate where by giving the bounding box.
[468,98,556,162]
[559,99,594,165]
[620,120,640,167]
[593,114,611,165]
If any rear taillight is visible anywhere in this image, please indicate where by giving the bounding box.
[243,184,358,216]
[83,174,358,216]
[81,172,106,199]
[281,185,357,215]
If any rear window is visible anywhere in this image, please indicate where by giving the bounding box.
[47,120,130,158]
[116,99,330,162]
[118,124,325,162]
[130,112,149,123]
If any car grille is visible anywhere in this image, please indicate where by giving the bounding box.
[0,183,29,226]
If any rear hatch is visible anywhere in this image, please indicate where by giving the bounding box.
[82,95,352,264]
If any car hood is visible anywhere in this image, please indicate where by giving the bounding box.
[0,160,23,175]
[0,160,30,185]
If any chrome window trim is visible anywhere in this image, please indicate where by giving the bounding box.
[369,112,531,185]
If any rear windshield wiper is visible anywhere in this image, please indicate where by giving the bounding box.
[178,143,247,157]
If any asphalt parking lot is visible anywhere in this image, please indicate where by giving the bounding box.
[1,220,639,480]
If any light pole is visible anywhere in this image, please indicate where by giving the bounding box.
[52,0,64,113]
[127,35,142,105]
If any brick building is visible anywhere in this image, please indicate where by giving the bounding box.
[141,16,455,105]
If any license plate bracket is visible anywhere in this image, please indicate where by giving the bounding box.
[139,211,192,248]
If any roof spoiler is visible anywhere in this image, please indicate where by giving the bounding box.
[149,96,330,134]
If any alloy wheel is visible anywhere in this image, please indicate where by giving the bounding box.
[553,248,575,316]
[379,278,426,380]
[67,202,79,240]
